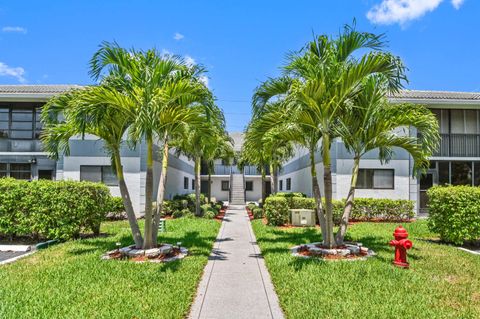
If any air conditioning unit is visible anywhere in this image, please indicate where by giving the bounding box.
[290,209,316,227]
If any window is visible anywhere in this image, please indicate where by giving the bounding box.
[0,163,31,179]
[279,180,283,191]
[286,178,291,191]
[184,177,189,190]
[0,106,43,139]
[357,169,394,189]
[221,180,229,191]
[80,166,118,186]
[38,170,54,180]
[192,179,195,190]
[245,181,253,191]
[9,163,31,180]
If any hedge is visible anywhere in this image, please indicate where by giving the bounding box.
[427,185,480,244]
[252,207,264,219]
[264,197,289,226]
[264,194,414,226]
[0,178,112,240]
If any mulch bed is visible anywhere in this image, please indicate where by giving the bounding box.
[106,247,182,262]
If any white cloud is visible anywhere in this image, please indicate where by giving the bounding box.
[199,75,209,88]
[184,55,196,67]
[0,62,26,83]
[173,32,184,40]
[367,0,465,25]
[451,0,464,9]
[2,26,27,34]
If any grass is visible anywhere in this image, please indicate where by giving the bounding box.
[252,220,480,319]
[0,218,220,319]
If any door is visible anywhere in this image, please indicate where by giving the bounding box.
[419,172,437,214]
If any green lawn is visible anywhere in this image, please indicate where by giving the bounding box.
[252,220,480,319]
[0,218,220,319]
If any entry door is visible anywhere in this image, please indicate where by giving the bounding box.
[419,172,437,214]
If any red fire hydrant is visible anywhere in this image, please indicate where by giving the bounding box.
[390,225,413,268]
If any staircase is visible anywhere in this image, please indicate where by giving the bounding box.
[229,174,246,205]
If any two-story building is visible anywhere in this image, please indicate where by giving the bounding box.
[276,90,480,214]
[0,85,196,215]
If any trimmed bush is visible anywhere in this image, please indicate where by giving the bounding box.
[0,178,111,240]
[290,197,316,210]
[247,202,257,211]
[203,211,216,219]
[275,192,306,198]
[252,207,264,219]
[427,185,480,244]
[349,198,414,221]
[265,194,413,226]
[171,210,183,218]
[107,197,126,220]
[264,197,289,226]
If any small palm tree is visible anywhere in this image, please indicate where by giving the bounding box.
[41,85,144,248]
[334,76,439,244]
[252,24,407,248]
[90,42,209,249]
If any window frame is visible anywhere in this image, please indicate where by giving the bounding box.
[80,165,118,186]
[356,168,395,190]
[245,181,253,191]
[192,178,195,190]
[286,178,291,191]
[0,163,31,180]
[0,105,43,140]
[221,180,229,191]
[279,180,283,191]
[184,176,189,190]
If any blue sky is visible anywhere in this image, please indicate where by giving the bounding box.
[0,0,479,131]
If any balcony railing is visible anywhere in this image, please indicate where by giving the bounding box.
[434,134,480,157]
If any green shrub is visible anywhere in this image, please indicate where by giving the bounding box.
[264,197,289,226]
[214,203,222,212]
[0,178,111,240]
[203,211,216,219]
[247,202,257,211]
[171,210,183,218]
[183,210,196,219]
[252,207,264,219]
[200,204,212,214]
[274,192,306,198]
[160,200,174,216]
[427,185,480,244]
[290,197,316,210]
[350,198,414,221]
[107,197,126,220]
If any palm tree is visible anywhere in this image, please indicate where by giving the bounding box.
[173,102,228,215]
[252,24,407,248]
[333,76,439,244]
[203,129,234,203]
[89,42,208,249]
[41,86,144,248]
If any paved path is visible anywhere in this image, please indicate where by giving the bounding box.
[189,205,284,319]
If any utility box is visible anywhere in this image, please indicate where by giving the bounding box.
[290,209,316,227]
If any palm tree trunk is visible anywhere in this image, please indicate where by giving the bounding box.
[269,164,276,195]
[261,166,266,207]
[309,148,327,242]
[335,156,360,245]
[273,167,278,194]
[195,156,202,216]
[114,151,143,248]
[322,136,335,248]
[208,170,212,203]
[152,137,169,246]
[143,134,154,249]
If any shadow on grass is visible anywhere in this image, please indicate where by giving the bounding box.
[256,226,425,265]
[67,230,217,260]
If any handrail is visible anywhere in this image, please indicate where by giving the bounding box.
[228,166,233,203]
[243,170,246,204]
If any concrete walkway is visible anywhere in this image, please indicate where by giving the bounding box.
[189,205,284,319]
